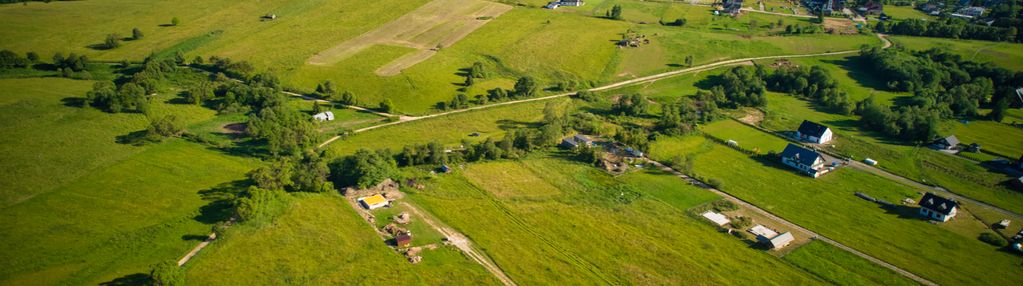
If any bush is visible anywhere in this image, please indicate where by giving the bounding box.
[711,199,739,212]
[979,232,1007,247]
[707,178,724,189]
[730,216,752,229]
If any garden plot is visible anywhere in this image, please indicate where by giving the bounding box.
[306,0,511,76]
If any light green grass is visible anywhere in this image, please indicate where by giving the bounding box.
[0,139,256,285]
[410,155,823,285]
[889,36,1023,71]
[649,137,1023,286]
[948,120,1023,159]
[702,119,789,153]
[883,6,933,20]
[783,240,918,286]
[185,195,499,285]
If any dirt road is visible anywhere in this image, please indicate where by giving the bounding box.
[645,160,938,286]
[400,202,517,286]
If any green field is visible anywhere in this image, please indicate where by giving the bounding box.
[782,241,918,286]
[408,155,831,284]
[890,36,1023,71]
[883,6,933,20]
[649,135,1023,286]
[185,195,498,285]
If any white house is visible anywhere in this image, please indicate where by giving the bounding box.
[918,192,959,222]
[313,111,335,122]
[358,194,389,210]
[557,0,585,6]
[780,144,828,178]
[797,120,833,144]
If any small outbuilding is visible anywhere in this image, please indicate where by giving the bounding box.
[313,111,335,122]
[918,192,958,222]
[358,194,389,210]
[932,135,960,150]
[395,232,412,248]
[701,211,731,226]
[768,232,794,249]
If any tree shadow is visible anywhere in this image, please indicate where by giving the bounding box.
[454,67,471,77]
[158,23,175,27]
[181,234,210,242]
[164,91,192,105]
[61,97,86,108]
[99,273,150,286]
[194,179,251,224]
[666,63,685,68]
[694,74,724,90]
[496,119,538,131]
[115,130,157,146]
[86,43,114,51]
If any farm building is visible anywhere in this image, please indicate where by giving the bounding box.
[358,194,389,210]
[561,134,594,149]
[932,135,960,150]
[767,232,794,249]
[858,0,884,15]
[918,192,959,222]
[557,0,585,6]
[955,6,985,18]
[701,211,731,226]
[395,232,412,248]
[313,111,335,122]
[780,144,829,178]
[796,120,833,144]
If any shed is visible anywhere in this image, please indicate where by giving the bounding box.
[997,219,1011,229]
[768,232,794,249]
[863,158,878,166]
[701,211,731,226]
[749,225,778,240]
[932,135,960,150]
[395,232,412,248]
[358,194,389,210]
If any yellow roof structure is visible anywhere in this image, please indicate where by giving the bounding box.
[361,194,387,206]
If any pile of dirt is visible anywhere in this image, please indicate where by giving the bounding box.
[342,179,400,198]
[824,18,858,35]
[394,212,411,224]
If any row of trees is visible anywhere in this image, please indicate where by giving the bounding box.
[876,18,1017,42]
[657,90,722,135]
[438,76,539,111]
[100,28,144,50]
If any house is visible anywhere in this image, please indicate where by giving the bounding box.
[561,134,594,149]
[780,144,828,178]
[858,0,884,15]
[796,120,834,144]
[557,0,584,6]
[545,2,559,9]
[358,194,389,210]
[932,135,960,150]
[804,0,845,15]
[918,192,959,222]
[313,111,335,122]
[395,232,412,248]
[768,232,794,249]
[722,0,743,15]
[956,6,985,17]
[701,211,731,226]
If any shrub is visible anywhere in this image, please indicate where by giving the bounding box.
[979,232,1007,247]
[730,216,752,229]
[711,199,739,212]
[707,178,724,189]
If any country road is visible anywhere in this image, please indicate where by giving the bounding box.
[400,202,517,286]
[315,34,891,148]
[644,160,939,286]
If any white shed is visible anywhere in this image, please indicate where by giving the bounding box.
[701,211,731,226]
[313,111,335,122]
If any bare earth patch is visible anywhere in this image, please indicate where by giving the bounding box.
[823,18,858,35]
[737,108,764,125]
[306,0,511,76]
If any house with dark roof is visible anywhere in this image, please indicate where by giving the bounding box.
[780,144,829,178]
[557,0,585,6]
[395,232,412,248]
[918,192,959,222]
[858,0,884,15]
[722,0,743,15]
[796,120,833,144]
[932,135,960,150]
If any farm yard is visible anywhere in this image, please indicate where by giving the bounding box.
[2,0,1023,285]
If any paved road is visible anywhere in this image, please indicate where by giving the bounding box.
[400,202,517,286]
[645,160,938,286]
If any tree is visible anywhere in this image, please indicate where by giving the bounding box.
[470,61,486,78]
[25,52,38,63]
[610,5,623,20]
[103,33,121,49]
[171,17,180,26]
[292,150,334,192]
[379,99,394,113]
[464,74,474,86]
[145,115,183,140]
[235,186,286,222]
[989,96,1008,122]
[337,90,356,106]
[312,101,323,115]
[132,27,144,40]
[513,76,538,98]
[336,149,399,188]
[0,50,29,68]
[250,158,295,191]
[684,55,693,67]
[149,261,184,286]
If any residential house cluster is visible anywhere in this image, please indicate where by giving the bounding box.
[803,0,846,15]
[545,0,584,9]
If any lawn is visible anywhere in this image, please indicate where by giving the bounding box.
[948,120,1023,160]
[889,35,1023,71]
[407,155,828,285]
[782,240,918,286]
[185,194,498,285]
[649,136,1023,286]
[883,6,933,20]
[701,119,789,153]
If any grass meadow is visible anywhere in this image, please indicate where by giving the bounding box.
[889,35,1023,71]
[0,77,261,284]
[782,240,918,286]
[184,194,498,285]
[407,155,834,285]
[648,135,1023,286]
